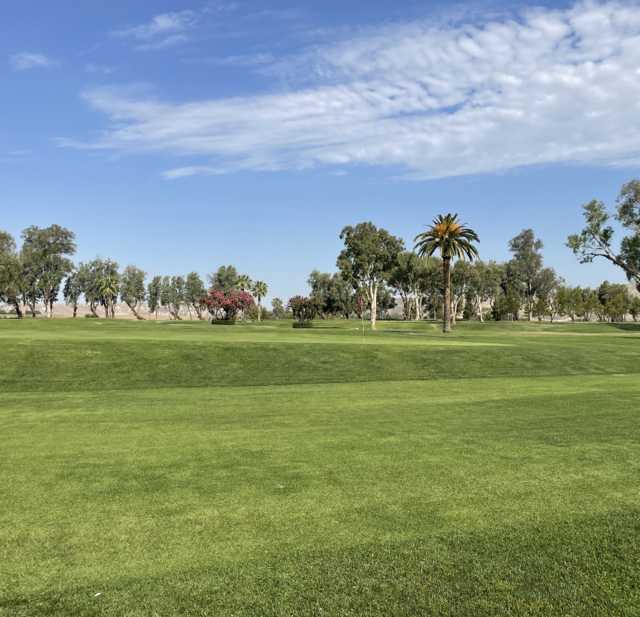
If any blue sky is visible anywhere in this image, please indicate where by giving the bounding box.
[2,0,639,301]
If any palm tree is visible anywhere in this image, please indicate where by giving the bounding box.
[415,214,479,333]
[237,274,253,292]
[252,281,268,321]
[99,274,120,319]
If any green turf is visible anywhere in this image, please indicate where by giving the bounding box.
[1,318,639,616]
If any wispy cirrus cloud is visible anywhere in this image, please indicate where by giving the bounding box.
[112,10,199,51]
[9,52,57,71]
[69,1,640,180]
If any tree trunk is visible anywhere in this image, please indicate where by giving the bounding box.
[12,299,23,319]
[73,304,77,318]
[369,284,378,330]
[258,300,262,321]
[442,257,451,333]
[127,302,145,320]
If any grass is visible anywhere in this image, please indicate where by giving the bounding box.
[1,318,639,616]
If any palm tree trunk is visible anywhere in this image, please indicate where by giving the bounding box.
[442,257,451,333]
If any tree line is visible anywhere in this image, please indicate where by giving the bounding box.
[1,179,639,331]
[0,230,269,321]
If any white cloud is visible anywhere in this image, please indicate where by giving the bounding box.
[70,1,640,179]
[113,10,198,51]
[10,52,56,71]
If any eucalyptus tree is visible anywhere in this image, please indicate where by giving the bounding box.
[415,214,480,333]
[0,230,23,318]
[120,266,146,320]
[568,179,640,292]
[252,281,268,321]
[147,276,162,319]
[19,224,76,318]
[271,297,287,319]
[338,222,404,330]
[389,251,423,320]
[63,271,83,318]
[507,229,545,320]
[161,276,185,320]
[185,272,206,319]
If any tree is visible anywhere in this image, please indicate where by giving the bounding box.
[185,272,206,320]
[568,180,640,292]
[271,297,287,319]
[466,261,503,321]
[508,229,544,320]
[19,225,76,318]
[99,267,120,319]
[288,296,318,325]
[236,274,253,292]
[160,276,185,320]
[0,230,23,318]
[63,271,83,318]
[415,214,480,333]
[450,260,475,325]
[338,222,404,330]
[630,296,640,322]
[120,266,146,320]
[598,281,631,322]
[209,265,239,292]
[252,281,268,321]
[147,276,162,319]
[205,290,254,321]
[388,252,430,320]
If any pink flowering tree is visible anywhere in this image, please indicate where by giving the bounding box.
[205,290,254,321]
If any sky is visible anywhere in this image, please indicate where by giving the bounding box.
[2,0,640,302]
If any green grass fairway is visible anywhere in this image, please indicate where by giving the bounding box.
[1,319,639,616]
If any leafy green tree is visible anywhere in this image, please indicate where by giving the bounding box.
[19,225,76,318]
[161,276,186,320]
[630,296,640,322]
[598,281,631,322]
[0,230,23,318]
[76,258,118,318]
[209,265,239,292]
[568,180,640,292]
[63,270,83,318]
[450,260,475,325]
[185,272,206,320]
[415,214,480,332]
[508,229,545,320]
[252,280,268,321]
[581,288,600,322]
[271,297,287,319]
[120,266,146,320]
[388,252,430,320]
[338,222,404,330]
[466,261,503,321]
[147,276,162,319]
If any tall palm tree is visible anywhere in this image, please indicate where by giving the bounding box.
[252,281,268,321]
[415,214,479,333]
[237,274,253,292]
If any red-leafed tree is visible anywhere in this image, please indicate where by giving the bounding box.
[204,289,254,321]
